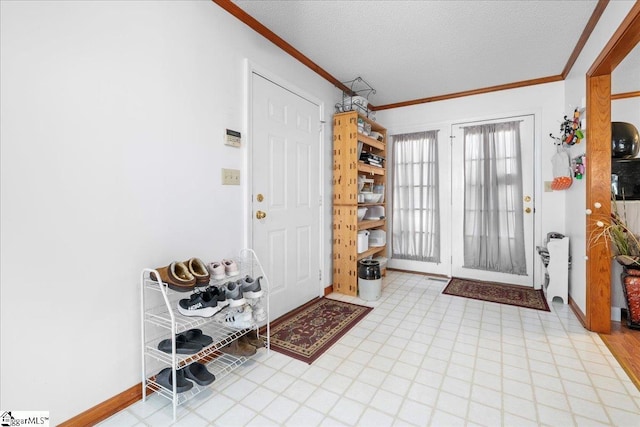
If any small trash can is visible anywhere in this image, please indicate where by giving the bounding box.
[358,259,381,301]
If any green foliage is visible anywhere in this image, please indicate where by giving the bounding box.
[590,195,640,267]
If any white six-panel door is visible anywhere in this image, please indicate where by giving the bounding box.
[251,73,321,320]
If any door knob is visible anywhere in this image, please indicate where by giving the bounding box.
[525,207,532,214]
[256,210,267,219]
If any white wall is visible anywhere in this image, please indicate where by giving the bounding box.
[0,1,339,422]
[612,97,640,139]
[377,82,566,285]
[564,0,636,314]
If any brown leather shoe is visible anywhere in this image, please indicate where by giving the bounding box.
[150,261,196,292]
[240,331,265,348]
[184,258,210,286]
[219,339,256,357]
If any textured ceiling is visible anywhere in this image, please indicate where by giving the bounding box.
[232,0,600,106]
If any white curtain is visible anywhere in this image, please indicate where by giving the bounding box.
[392,131,440,262]
[463,121,526,274]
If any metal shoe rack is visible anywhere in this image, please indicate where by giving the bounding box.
[140,248,270,421]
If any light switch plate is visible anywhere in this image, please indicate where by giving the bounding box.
[225,129,241,147]
[222,168,240,185]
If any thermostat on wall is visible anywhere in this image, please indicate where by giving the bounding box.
[225,129,241,147]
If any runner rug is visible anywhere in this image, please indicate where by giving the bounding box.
[268,297,373,364]
[443,277,550,312]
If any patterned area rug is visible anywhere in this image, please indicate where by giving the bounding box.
[443,277,550,311]
[268,297,373,364]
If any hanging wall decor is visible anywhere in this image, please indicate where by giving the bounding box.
[550,108,585,147]
[573,154,586,179]
[562,108,585,146]
[548,108,586,190]
[551,147,573,190]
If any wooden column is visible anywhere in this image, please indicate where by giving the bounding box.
[586,73,612,333]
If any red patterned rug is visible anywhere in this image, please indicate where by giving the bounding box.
[268,297,373,364]
[443,278,550,311]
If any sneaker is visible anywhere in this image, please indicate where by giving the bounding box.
[222,259,239,277]
[177,289,222,317]
[241,275,264,299]
[203,285,229,309]
[214,307,253,329]
[208,261,225,280]
[209,285,229,309]
[226,317,253,330]
[184,258,210,286]
[223,281,246,307]
[252,302,266,322]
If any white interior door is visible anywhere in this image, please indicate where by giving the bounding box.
[451,116,535,286]
[251,73,321,320]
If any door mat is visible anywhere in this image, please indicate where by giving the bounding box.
[268,297,373,364]
[443,277,550,312]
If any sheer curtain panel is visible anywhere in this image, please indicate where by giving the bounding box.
[392,131,440,262]
[463,121,526,275]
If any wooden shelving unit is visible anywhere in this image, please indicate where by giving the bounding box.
[333,111,387,296]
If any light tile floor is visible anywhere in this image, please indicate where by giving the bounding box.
[101,271,640,426]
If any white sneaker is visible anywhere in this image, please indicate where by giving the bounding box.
[222,259,239,277]
[208,261,225,280]
[215,307,253,329]
[253,305,266,322]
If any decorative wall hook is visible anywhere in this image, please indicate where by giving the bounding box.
[550,108,585,147]
[550,133,563,146]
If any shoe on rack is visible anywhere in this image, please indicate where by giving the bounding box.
[157,334,203,354]
[219,339,256,357]
[183,362,215,386]
[222,259,239,277]
[214,306,253,329]
[240,275,264,299]
[252,302,266,322]
[206,285,229,309]
[178,289,222,318]
[179,328,213,347]
[208,261,225,280]
[155,367,193,393]
[223,281,246,307]
[150,262,196,292]
[239,331,265,349]
[184,258,210,286]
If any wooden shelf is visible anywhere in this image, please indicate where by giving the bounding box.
[358,219,385,230]
[358,162,385,176]
[358,134,385,151]
[357,245,387,261]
